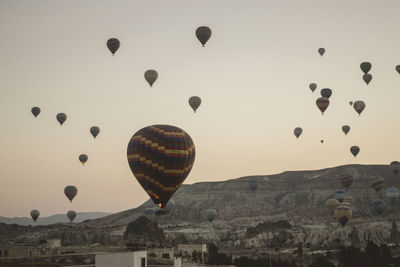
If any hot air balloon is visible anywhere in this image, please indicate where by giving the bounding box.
[342,125,350,135]
[205,209,217,222]
[293,127,303,138]
[335,203,352,226]
[318,48,325,56]
[320,88,332,99]
[326,199,339,213]
[350,146,360,157]
[353,101,365,116]
[360,62,372,74]
[363,74,372,85]
[396,65,400,74]
[316,97,329,115]
[30,210,40,222]
[320,140,324,144]
[189,96,201,112]
[107,38,120,56]
[144,70,158,87]
[390,161,400,175]
[349,101,353,106]
[386,187,399,204]
[64,186,78,203]
[248,180,258,191]
[340,175,353,190]
[56,113,67,126]
[372,199,385,215]
[335,189,347,203]
[371,177,384,193]
[309,83,317,92]
[31,107,41,117]
[343,196,353,205]
[127,125,195,209]
[196,26,212,47]
[90,127,100,138]
[67,210,77,223]
[79,154,88,165]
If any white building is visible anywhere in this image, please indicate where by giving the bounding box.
[95,251,147,267]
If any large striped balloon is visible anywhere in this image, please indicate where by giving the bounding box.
[127,125,195,209]
[371,177,384,193]
[335,203,352,226]
[340,175,353,190]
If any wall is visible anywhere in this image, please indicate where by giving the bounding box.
[0,246,39,258]
[95,251,146,267]
[147,247,174,259]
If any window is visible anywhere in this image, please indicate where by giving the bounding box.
[4,250,8,257]
[0,250,2,256]
[162,253,170,259]
[29,251,32,257]
[141,257,146,267]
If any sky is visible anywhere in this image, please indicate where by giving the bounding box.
[1,0,400,217]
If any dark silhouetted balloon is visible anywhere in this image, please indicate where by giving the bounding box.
[90,127,100,138]
[189,96,201,112]
[390,161,400,175]
[79,154,88,165]
[396,65,400,74]
[386,187,399,204]
[320,139,324,144]
[31,107,40,117]
[64,186,78,203]
[205,209,217,222]
[350,146,360,157]
[360,62,372,74]
[294,127,302,138]
[363,74,372,85]
[56,113,67,126]
[353,101,365,115]
[144,70,158,87]
[318,48,325,56]
[342,125,350,135]
[196,26,212,47]
[67,210,77,223]
[349,101,353,106]
[309,83,317,92]
[127,125,195,209]
[316,97,329,115]
[30,210,40,222]
[107,38,120,56]
[320,88,332,99]
[340,175,353,190]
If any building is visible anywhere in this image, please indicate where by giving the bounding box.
[177,244,207,262]
[0,240,61,258]
[147,247,175,260]
[95,251,147,267]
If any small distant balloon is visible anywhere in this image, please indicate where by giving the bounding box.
[205,209,217,222]
[320,139,324,144]
[316,97,329,115]
[64,185,78,203]
[79,154,88,165]
[67,210,77,223]
[340,175,353,190]
[342,125,350,135]
[350,146,360,157]
[293,127,303,138]
[320,88,332,99]
[309,83,317,92]
[56,113,67,126]
[353,101,365,116]
[349,101,353,106]
[144,70,158,87]
[318,48,325,56]
[360,62,372,74]
[363,74,372,85]
[196,26,212,47]
[90,127,100,139]
[386,187,399,204]
[335,189,347,203]
[390,161,400,175]
[371,177,384,193]
[326,199,339,213]
[107,38,120,56]
[372,199,385,215]
[31,107,41,117]
[189,96,202,112]
[343,196,353,205]
[335,203,352,226]
[396,65,400,74]
[30,210,40,222]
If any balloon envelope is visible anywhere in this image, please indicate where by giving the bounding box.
[189,96,202,112]
[64,186,78,202]
[372,199,385,215]
[30,210,40,222]
[144,70,158,87]
[360,62,372,74]
[353,101,365,115]
[79,154,88,165]
[309,83,317,92]
[342,125,350,135]
[316,97,329,114]
[127,125,195,209]
[350,146,360,157]
[335,203,352,226]
[396,65,400,74]
[335,189,347,203]
[386,187,399,204]
[90,127,100,138]
[31,107,40,117]
[205,209,217,222]
[293,127,302,138]
[343,196,353,205]
[320,88,332,99]
[390,161,400,175]
[371,177,384,193]
[67,210,77,222]
[326,199,339,213]
[363,74,372,85]
[340,175,353,190]
[196,26,212,47]
[318,48,325,56]
[56,113,67,126]
[107,38,120,55]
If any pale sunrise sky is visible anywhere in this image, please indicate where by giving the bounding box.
[1,0,400,217]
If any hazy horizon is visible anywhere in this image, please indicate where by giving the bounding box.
[1,0,400,217]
